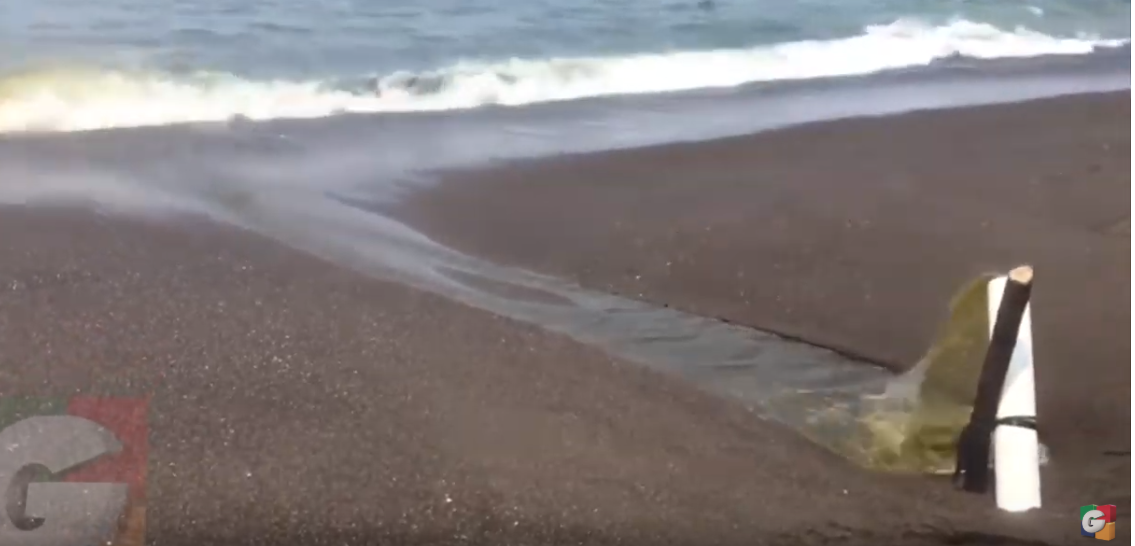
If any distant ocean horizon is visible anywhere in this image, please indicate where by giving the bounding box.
[0,0,1129,132]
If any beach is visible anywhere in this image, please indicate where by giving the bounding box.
[0,208,1041,545]
[0,208,1091,545]
[0,90,1128,545]
[390,91,1132,534]
[397,92,1130,423]
[1,1,1132,543]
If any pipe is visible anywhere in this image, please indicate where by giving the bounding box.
[986,268,1042,511]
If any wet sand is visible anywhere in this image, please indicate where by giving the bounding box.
[0,205,1097,545]
[394,92,1131,522]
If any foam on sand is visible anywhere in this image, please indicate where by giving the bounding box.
[0,19,1125,133]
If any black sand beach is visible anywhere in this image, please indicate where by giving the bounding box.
[393,92,1132,536]
[0,92,1130,545]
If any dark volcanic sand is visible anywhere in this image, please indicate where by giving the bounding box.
[0,207,1095,545]
[393,92,1132,522]
[1,91,1130,545]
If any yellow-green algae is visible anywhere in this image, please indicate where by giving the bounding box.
[808,273,998,474]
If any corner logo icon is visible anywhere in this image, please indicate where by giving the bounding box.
[0,396,148,546]
[1081,504,1117,541]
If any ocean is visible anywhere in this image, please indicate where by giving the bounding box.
[0,0,1129,132]
[0,1,1130,452]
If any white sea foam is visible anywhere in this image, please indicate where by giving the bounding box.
[0,19,1124,133]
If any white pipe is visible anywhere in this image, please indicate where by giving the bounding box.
[986,275,1042,512]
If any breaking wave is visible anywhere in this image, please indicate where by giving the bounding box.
[0,18,1125,133]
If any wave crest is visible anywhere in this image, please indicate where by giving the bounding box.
[0,19,1124,132]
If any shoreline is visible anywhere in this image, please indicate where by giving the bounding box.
[1,47,1127,150]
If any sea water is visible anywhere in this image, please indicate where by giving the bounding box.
[0,0,1129,132]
